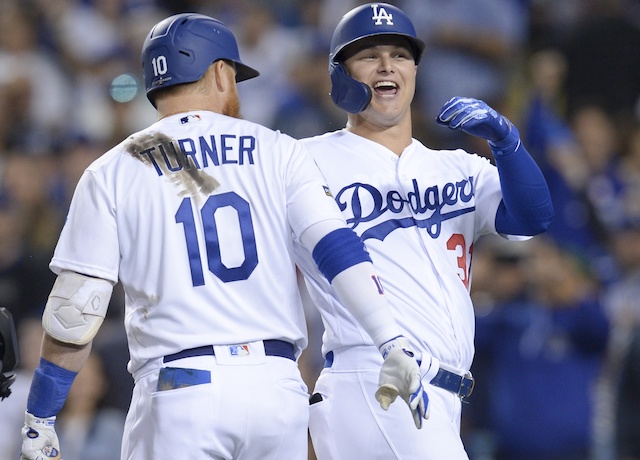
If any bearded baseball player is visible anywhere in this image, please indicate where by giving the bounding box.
[19,13,427,460]
[294,3,554,459]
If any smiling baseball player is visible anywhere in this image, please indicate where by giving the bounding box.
[294,3,554,459]
[19,12,426,460]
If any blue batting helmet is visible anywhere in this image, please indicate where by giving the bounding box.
[329,3,425,114]
[141,13,259,104]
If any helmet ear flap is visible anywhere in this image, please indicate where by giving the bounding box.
[329,62,372,114]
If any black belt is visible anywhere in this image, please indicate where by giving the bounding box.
[323,350,474,400]
[430,368,475,400]
[163,340,295,363]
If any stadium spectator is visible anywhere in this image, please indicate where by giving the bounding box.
[471,236,609,460]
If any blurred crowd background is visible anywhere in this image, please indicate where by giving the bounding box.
[1,0,640,459]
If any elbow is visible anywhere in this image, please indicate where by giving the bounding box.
[528,216,553,235]
[495,200,554,236]
[536,201,555,234]
[525,205,555,236]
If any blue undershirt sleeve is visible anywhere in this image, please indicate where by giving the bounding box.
[490,137,554,236]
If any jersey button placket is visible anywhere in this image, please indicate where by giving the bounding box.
[396,158,415,218]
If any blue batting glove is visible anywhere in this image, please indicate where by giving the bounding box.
[436,97,519,149]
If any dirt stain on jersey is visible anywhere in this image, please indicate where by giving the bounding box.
[125,132,219,205]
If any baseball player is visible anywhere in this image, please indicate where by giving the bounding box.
[294,3,554,459]
[19,13,426,460]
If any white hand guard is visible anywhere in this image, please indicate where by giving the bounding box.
[21,412,62,460]
[376,336,430,429]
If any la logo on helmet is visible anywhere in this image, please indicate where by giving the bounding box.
[371,4,393,25]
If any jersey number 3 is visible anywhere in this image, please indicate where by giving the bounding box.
[447,233,472,290]
[176,193,258,286]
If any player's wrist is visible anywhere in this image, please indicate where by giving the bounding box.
[378,335,415,359]
[488,123,521,156]
[24,411,57,426]
[27,358,77,418]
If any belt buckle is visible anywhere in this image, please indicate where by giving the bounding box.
[459,371,475,401]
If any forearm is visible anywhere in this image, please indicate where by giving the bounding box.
[492,139,554,236]
[301,216,426,426]
[301,221,404,347]
[330,262,403,348]
[27,334,91,418]
[435,97,554,236]
[41,333,92,373]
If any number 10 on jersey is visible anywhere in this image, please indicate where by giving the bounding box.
[175,193,259,286]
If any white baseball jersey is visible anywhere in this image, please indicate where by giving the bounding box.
[298,129,506,372]
[50,111,345,374]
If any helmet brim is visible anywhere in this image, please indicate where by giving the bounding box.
[235,63,260,82]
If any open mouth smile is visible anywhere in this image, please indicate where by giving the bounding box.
[373,81,398,97]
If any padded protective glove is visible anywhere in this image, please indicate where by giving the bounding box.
[436,96,520,149]
[376,336,429,429]
[21,411,61,460]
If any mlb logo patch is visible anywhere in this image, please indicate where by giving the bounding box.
[229,344,250,357]
[180,114,202,124]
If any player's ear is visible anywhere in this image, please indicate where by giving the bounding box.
[211,59,235,93]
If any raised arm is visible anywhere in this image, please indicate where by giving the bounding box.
[436,96,554,236]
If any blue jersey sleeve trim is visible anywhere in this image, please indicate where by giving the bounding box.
[27,358,78,418]
[312,228,372,283]
[492,141,554,236]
